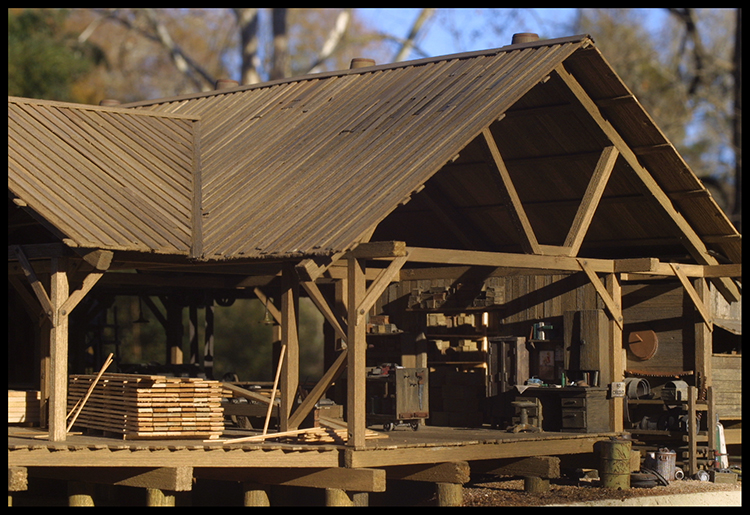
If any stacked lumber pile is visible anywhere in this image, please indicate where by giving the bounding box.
[67,373,226,440]
[8,390,40,424]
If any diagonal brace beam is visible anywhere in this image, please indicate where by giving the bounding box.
[287,349,348,429]
[300,280,348,342]
[564,146,619,255]
[578,259,623,330]
[482,127,541,254]
[670,263,713,331]
[356,255,408,326]
[555,62,739,303]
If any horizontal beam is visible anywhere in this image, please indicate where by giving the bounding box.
[385,461,470,484]
[345,240,407,259]
[405,248,740,280]
[344,434,611,468]
[27,467,194,491]
[471,456,561,478]
[405,246,615,273]
[195,467,385,492]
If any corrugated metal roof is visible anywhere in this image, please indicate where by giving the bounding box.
[8,34,740,267]
[124,36,585,261]
[8,97,200,254]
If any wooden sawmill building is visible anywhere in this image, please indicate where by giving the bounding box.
[8,33,741,506]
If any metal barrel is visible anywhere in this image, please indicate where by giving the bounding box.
[599,439,632,489]
[655,448,676,481]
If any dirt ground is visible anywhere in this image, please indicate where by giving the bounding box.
[461,474,742,506]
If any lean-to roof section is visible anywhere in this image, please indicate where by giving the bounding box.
[8,97,200,254]
[126,36,586,261]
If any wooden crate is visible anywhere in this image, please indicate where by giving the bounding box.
[68,373,225,440]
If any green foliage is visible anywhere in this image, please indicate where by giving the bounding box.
[8,8,105,101]
[111,296,323,383]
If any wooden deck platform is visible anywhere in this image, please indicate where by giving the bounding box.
[9,425,620,505]
[9,425,618,469]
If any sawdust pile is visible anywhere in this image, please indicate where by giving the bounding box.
[461,475,741,506]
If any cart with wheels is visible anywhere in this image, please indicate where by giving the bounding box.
[366,365,429,431]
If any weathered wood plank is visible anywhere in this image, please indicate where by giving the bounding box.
[482,127,541,254]
[347,257,367,447]
[471,456,560,478]
[564,146,619,255]
[577,259,623,330]
[671,264,713,331]
[29,467,194,491]
[385,461,470,484]
[406,246,616,273]
[196,467,386,492]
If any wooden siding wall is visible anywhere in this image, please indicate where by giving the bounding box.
[378,274,712,379]
[621,281,693,373]
[379,272,603,338]
[711,354,741,420]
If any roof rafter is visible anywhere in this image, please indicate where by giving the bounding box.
[553,63,740,303]
[482,127,541,254]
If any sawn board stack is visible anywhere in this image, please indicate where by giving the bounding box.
[67,373,225,440]
[8,390,40,424]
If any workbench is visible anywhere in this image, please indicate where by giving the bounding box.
[516,386,610,433]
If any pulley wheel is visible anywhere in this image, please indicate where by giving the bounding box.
[628,330,658,360]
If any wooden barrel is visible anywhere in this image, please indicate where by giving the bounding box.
[599,439,631,489]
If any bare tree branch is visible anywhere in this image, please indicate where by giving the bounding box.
[731,7,741,230]
[270,8,290,80]
[667,8,707,95]
[392,8,436,62]
[306,9,352,74]
[234,8,262,84]
[90,8,216,91]
[144,9,212,91]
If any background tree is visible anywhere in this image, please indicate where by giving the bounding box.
[8,8,105,102]
[572,8,741,229]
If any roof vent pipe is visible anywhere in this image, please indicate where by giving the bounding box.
[99,99,121,107]
[215,79,240,90]
[349,58,376,69]
[511,33,539,44]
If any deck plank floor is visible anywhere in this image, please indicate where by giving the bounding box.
[9,425,619,469]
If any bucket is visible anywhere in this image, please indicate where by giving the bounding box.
[599,439,632,489]
[655,448,676,481]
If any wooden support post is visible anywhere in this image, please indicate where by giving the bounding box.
[347,257,367,447]
[68,481,95,506]
[146,488,176,507]
[607,273,624,432]
[280,264,299,431]
[325,489,368,507]
[688,386,698,476]
[189,304,199,365]
[693,276,713,389]
[523,476,550,493]
[435,482,463,506]
[242,483,271,507]
[165,298,184,365]
[49,257,69,441]
[707,386,717,468]
[204,300,214,379]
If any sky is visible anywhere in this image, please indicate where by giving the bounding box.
[357,8,579,60]
[357,8,672,62]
